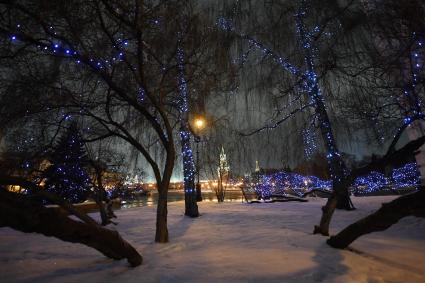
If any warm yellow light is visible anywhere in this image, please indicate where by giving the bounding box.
[194,118,205,129]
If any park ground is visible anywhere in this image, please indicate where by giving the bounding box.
[0,196,424,283]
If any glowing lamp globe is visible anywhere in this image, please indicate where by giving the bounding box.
[194,118,205,130]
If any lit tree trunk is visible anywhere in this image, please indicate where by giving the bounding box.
[313,108,354,236]
[180,125,199,217]
[177,44,199,218]
[296,1,353,236]
[0,189,142,266]
[327,189,425,249]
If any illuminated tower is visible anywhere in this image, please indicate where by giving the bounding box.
[218,146,230,175]
[217,146,230,195]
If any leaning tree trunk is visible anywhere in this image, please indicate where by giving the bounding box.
[327,189,425,249]
[295,2,353,236]
[0,189,142,266]
[308,81,353,236]
[313,194,338,236]
[313,180,353,236]
[315,125,425,236]
[0,175,98,226]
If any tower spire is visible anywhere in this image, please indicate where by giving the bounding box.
[218,146,230,174]
[255,160,260,172]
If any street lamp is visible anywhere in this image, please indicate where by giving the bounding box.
[194,117,205,201]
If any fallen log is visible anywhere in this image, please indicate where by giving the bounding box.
[0,189,142,266]
[327,189,425,249]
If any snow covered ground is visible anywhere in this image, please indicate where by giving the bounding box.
[0,196,424,283]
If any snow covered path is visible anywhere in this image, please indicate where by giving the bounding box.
[0,196,424,283]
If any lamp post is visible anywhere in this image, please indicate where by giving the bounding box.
[194,117,205,201]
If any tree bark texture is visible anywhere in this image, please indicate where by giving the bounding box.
[336,189,354,210]
[155,188,169,243]
[327,189,425,249]
[0,189,142,266]
[314,195,338,236]
[180,125,199,218]
[314,179,354,236]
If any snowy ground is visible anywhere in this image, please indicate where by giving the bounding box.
[1,196,424,283]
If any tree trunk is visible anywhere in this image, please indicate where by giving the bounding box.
[95,170,110,226]
[180,126,199,218]
[295,5,354,236]
[327,189,425,249]
[336,189,355,210]
[314,179,355,235]
[185,190,199,216]
[153,134,175,243]
[155,187,169,243]
[217,192,225,202]
[216,170,226,203]
[0,189,142,266]
[314,129,425,236]
[95,198,109,226]
[196,183,203,202]
[313,194,338,236]
[176,42,199,217]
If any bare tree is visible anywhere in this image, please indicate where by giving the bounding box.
[325,0,425,246]
[0,0,226,242]
[213,0,425,236]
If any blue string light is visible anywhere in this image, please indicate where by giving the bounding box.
[177,44,196,194]
[218,0,347,185]
[392,162,421,189]
[252,171,332,198]
[302,127,317,159]
[250,162,419,198]
[9,23,131,71]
